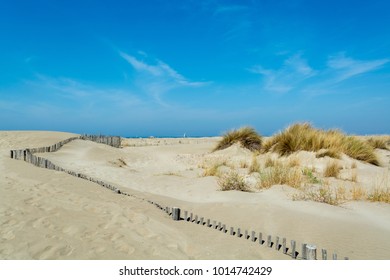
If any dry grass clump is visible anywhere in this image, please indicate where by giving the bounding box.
[287,157,300,167]
[264,157,281,168]
[351,185,366,200]
[249,156,260,173]
[324,161,342,178]
[368,188,390,203]
[308,186,340,205]
[294,185,340,206]
[214,126,262,152]
[218,171,250,192]
[366,136,390,150]
[316,148,341,159]
[342,136,379,166]
[203,163,222,177]
[258,164,303,189]
[263,123,379,165]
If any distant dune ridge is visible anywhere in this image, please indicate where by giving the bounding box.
[1,125,390,259]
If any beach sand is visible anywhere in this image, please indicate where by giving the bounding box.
[1,131,390,259]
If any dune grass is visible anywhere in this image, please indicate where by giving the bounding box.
[316,148,341,159]
[249,156,260,173]
[368,188,390,203]
[262,123,379,165]
[218,171,250,192]
[324,161,342,178]
[258,164,303,189]
[366,136,390,150]
[214,126,262,152]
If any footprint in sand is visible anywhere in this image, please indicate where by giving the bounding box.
[62,225,80,235]
[32,217,57,230]
[57,245,74,257]
[1,230,15,240]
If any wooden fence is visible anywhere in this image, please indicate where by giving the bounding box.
[9,135,348,260]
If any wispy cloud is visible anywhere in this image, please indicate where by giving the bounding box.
[327,53,389,82]
[252,53,389,95]
[24,74,142,110]
[119,51,210,106]
[250,54,317,93]
[120,51,208,87]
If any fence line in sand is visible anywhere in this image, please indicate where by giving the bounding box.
[9,135,348,260]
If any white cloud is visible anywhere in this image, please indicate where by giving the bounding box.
[252,53,389,95]
[120,51,210,106]
[327,53,389,82]
[25,75,141,108]
[250,54,316,93]
[120,51,209,87]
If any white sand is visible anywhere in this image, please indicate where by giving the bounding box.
[1,131,390,259]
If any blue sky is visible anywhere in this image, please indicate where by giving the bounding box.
[1,0,389,136]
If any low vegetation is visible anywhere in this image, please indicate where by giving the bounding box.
[262,123,379,165]
[210,123,389,205]
[368,188,390,203]
[323,161,342,178]
[214,126,262,152]
[258,164,303,189]
[218,171,250,192]
[249,156,260,173]
[366,136,390,150]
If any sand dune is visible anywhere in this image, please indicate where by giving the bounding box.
[1,131,390,259]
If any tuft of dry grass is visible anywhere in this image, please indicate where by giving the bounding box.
[367,188,390,203]
[262,122,379,165]
[264,157,281,168]
[342,136,379,166]
[351,185,366,200]
[203,163,222,177]
[366,136,390,150]
[287,157,300,167]
[351,161,357,169]
[240,160,249,168]
[324,161,342,178]
[258,164,303,189]
[218,171,250,192]
[295,186,340,206]
[249,156,260,173]
[316,149,341,159]
[214,126,262,152]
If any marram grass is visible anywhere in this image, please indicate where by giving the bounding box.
[262,123,380,165]
[214,126,262,152]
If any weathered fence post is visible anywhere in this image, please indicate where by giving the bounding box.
[332,253,337,260]
[172,207,180,221]
[251,231,256,242]
[291,240,297,259]
[302,243,307,260]
[322,249,327,260]
[282,238,287,254]
[267,235,272,247]
[306,244,317,260]
[275,236,280,251]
